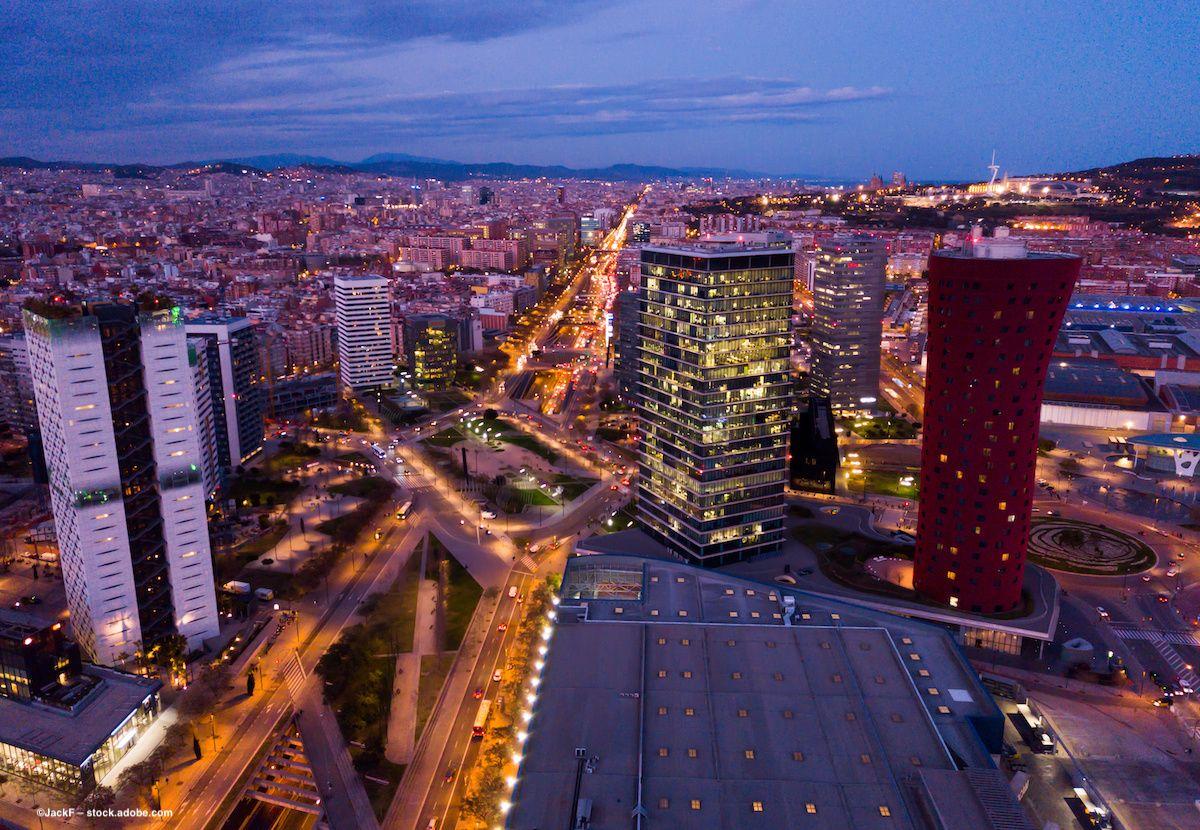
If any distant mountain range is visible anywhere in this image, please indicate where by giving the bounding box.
[0,152,767,182]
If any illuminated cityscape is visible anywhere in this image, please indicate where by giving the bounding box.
[0,4,1197,830]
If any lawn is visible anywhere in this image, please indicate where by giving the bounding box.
[425,426,466,447]
[226,474,300,507]
[495,418,560,464]
[415,654,456,740]
[261,442,321,475]
[424,390,471,412]
[216,521,289,582]
[514,487,559,506]
[330,475,396,500]
[317,477,395,543]
[849,470,919,498]
[845,417,920,440]
[315,558,425,802]
[555,475,599,501]
[444,553,482,651]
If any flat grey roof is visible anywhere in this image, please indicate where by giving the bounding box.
[0,666,162,766]
[509,556,1022,830]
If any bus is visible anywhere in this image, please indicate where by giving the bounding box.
[370,443,387,459]
[397,499,413,520]
[472,700,492,739]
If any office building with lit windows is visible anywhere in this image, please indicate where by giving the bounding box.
[23,297,219,666]
[914,231,1079,613]
[636,244,793,567]
[808,235,886,413]
[403,313,460,390]
[334,274,394,391]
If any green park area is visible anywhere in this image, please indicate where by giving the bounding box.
[317,476,396,543]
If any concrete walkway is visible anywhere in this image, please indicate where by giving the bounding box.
[387,539,441,764]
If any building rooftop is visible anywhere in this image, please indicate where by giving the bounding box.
[641,241,793,257]
[0,665,162,766]
[1044,360,1162,409]
[508,555,1028,830]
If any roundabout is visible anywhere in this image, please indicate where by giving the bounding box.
[1027,517,1156,575]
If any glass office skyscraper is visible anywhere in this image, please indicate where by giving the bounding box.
[636,244,793,566]
[808,234,887,413]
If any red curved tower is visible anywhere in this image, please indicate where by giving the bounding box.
[913,234,1080,614]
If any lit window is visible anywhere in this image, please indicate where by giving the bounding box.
[658,706,667,716]
[658,747,669,757]
[792,751,805,761]
[658,798,669,809]
[752,801,764,813]
[690,799,701,811]
[744,749,755,759]
[805,803,817,814]
[879,806,892,817]
[685,707,695,716]
[687,748,698,758]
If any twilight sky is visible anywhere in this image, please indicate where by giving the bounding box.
[1,0,1197,179]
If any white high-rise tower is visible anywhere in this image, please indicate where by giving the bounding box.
[24,298,219,665]
[334,274,393,390]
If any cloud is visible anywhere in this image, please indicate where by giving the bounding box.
[0,1,890,160]
[18,77,889,154]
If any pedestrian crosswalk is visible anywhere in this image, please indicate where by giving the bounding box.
[281,652,307,699]
[1110,626,1200,647]
[1150,637,1200,692]
[519,555,537,572]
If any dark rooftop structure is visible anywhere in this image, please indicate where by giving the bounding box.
[507,555,1031,830]
[1043,360,1162,409]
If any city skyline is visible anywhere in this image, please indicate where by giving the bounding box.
[3,1,1198,178]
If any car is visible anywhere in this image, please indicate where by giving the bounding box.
[1153,696,1174,708]
[1097,606,1110,620]
[497,623,508,632]
[508,586,519,599]
[444,766,456,783]
[1142,574,1153,582]
[481,509,497,520]
[11,595,40,609]
[610,484,619,491]
[473,687,483,699]
[1045,509,1059,516]
[492,669,503,682]
[517,593,524,603]
[1158,593,1171,603]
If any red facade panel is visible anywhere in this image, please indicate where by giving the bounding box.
[913,250,1081,613]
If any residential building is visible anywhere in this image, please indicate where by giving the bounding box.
[24,297,220,665]
[636,244,793,566]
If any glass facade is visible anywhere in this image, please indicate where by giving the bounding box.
[808,235,886,413]
[636,247,793,566]
[404,314,459,390]
[0,690,159,795]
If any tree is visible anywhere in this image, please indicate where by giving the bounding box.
[484,408,499,421]
[145,634,188,684]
